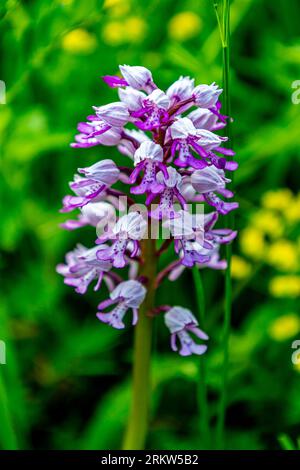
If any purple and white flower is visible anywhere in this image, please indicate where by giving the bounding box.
[165,210,208,267]
[118,87,147,112]
[93,102,130,127]
[168,242,227,281]
[97,280,146,329]
[193,82,222,108]
[188,107,226,131]
[130,141,167,195]
[191,166,239,215]
[56,244,112,294]
[165,306,209,356]
[148,167,187,220]
[61,160,120,212]
[169,117,227,169]
[119,65,156,93]
[96,212,147,268]
[132,89,170,131]
[167,76,195,106]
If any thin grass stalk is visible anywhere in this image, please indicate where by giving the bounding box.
[214,0,234,450]
[192,267,210,448]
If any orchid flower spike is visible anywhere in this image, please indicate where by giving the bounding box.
[58,64,238,359]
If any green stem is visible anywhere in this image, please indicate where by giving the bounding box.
[123,237,156,450]
[0,372,18,450]
[216,0,233,450]
[192,268,210,449]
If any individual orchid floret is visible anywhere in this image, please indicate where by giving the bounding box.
[170,117,225,149]
[188,107,226,131]
[97,280,146,329]
[191,167,238,215]
[119,65,157,93]
[177,238,211,267]
[61,176,118,213]
[165,306,209,356]
[148,167,187,220]
[165,209,234,268]
[130,141,167,195]
[166,76,195,106]
[168,242,227,282]
[132,89,170,131]
[61,202,116,231]
[56,244,112,294]
[169,117,227,169]
[61,159,120,212]
[61,160,120,212]
[118,87,147,112]
[78,159,120,183]
[96,212,147,268]
[193,82,222,108]
[71,125,122,148]
[93,102,130,127]
[165,210,209,267]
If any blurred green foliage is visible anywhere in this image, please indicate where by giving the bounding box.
[0,0,300,450]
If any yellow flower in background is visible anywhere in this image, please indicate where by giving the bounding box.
[285,194,300,223]
[102,21,125,46]
[168,11,202,42]
[104,0,123,6]
[294,360,300,373]
[268,240,299,272]
[261,189,300,224]
[252,210,283,238]
[240,190,300,274]
[240,227,266,260]
[62,29,97,54]
[124,17,147,43]
[268,314,300,341]
[104,0,130,17]
[269,275,300,298]
[102,17,146,45]
[231,255,252,280]
[261,188,293,211]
